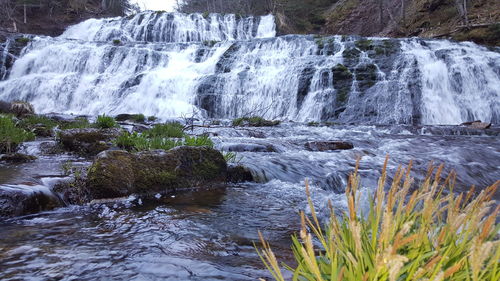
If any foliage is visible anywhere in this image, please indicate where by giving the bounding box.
[18,115,57,130]
[59,117,91,130]
[15,37,30,44]
[223,151,240,163]
[0,116,35,153]
[112,39,121,45]
[94,114,118,129]
[130,114,145,123]
[257,158,500,281]
[115,131,213,152]
[143,122,185,138]
[232,116,280,127]
[147,116,158,122]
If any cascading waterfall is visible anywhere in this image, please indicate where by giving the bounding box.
[0,11,498,125]
[0,38,13,80]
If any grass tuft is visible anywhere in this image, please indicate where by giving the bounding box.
[0,116,35,153]
[143,122,185,138]
[257,157,500,281]
[94,114,118,129]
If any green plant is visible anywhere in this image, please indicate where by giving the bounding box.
[144,122,185,138]
[15,37,30,44]
[130,114,145,123]
[147,116,158,122]
[112,39,121,45]
[257,159,500,281]
[232,116,280,127]
[203,40,219,47]
[94,114,118,129]
[0,116,36,153]
[184,135,214,147]
[223,151,241,163]
[18,115,57,130]
[59,117,91,130]
[202,11,209,19]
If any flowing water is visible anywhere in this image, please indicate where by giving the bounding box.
[0,11,499,280]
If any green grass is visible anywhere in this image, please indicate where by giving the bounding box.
[0,116,36,153]
[130,114,146,123]
[94,114,118,129]
[115,131,213,152]
[257,158,500,281]
[143,122,185,138]
[59,117,91,130]
[18,115,58,130]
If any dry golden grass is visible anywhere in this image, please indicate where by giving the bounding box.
[257,157,499,281]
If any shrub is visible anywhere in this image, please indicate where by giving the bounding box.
[0,116,35,153]
[94,114,118,129]
[257,159,500,281]
[143,122,185,138]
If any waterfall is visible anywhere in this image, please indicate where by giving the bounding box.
[0,38,13,80]
[0,11,498,125]
[60,12,276,43]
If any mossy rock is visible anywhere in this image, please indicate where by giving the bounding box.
[355,63,378,90]
[86,146,227,200]
[354,39,374,51]
[232,116,280,127]
[0,153,37,163]
[58,128,121,156]
[342,47,361,60]
[0,186,62,218]
[332,64,354,107]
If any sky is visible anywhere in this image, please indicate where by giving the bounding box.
[133,0,177,11]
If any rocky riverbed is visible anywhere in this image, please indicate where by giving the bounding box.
[0,113,498,280]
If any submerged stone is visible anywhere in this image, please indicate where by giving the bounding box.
[305,141,354,151]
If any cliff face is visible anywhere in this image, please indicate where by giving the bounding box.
[0,0,132,37]
[277,0,500,46]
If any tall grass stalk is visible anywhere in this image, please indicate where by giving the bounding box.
[257,157,500,281]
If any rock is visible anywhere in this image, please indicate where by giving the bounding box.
[232,117,280,127]
[305,141,354,151]
[0,153,37,163]
[467,121,491,129]
[58,128,121,156]
[32,125,53,137]
[0,184,62,218]
[227,165,254,183]
[0,100,12,114]
[10,101,35,117]
[86,146,227,200]
[460,120,482,126]
[221,143,277,152]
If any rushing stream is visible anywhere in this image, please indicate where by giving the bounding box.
[0,11,499,280]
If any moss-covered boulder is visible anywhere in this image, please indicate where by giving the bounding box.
[0,153,37,163]
[58,128,121,156]
[86,146,227,200]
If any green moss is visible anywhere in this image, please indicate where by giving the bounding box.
[232,116,280,127]
[147,116,158,122]
[112,39,121,45]
[59,117,91,130]
[15,37,30,44]
[332,64,353,79]
[202,11,210,19]
[307,122,320,127]
[203,40,219,47]
[342,48,361,60]
[136,169,177,191]
[354,39,374,51]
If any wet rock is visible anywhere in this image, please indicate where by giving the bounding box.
[0,184,62,218]
[32,125,53,137]
[305,141,354,151]
[58,128,121,156]
[462,121,491,129]
[227,165,254,183]
[0,100,12,113]
[39,141,65,155]
[86,146,227,200]
[221,143,276,153]
[232,117,280,127]
[0,153,37,163]
[10,101,35,117]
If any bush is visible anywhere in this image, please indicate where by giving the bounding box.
[184,135,214,147]
[0,116,36,153]
[94,115,118,129]
[257,159,500,281]
[143,122,185,138]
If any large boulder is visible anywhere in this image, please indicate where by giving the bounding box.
[10,101,35,117]
[86,146,227,200]
[58,128,121,156]
[0,184,62,218]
